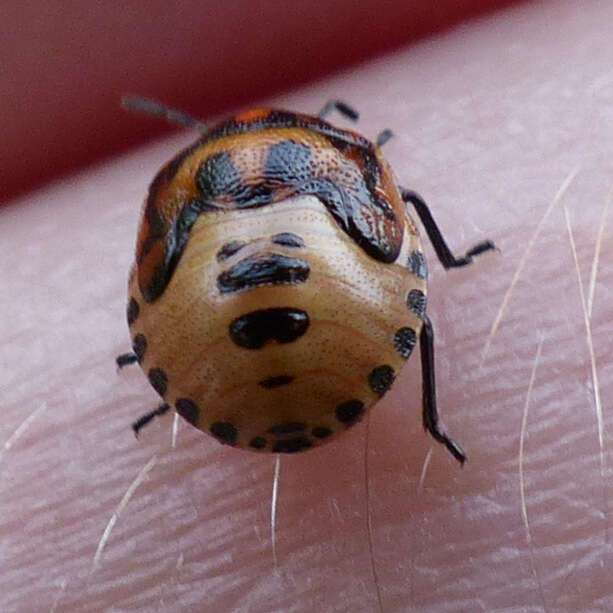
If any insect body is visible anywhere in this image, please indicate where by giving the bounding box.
[119,98,494,461]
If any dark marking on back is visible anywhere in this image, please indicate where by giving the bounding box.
[217,253,310,294]
[127,297,140,326]
[210,421,238,445]
[140,183,167,262]
[265,140,312,184]
[175,398,199,426]
[368,365,395,396]
[235,182,274,208]
[148,367,168,397]
[229,308,309,349]
[360,145,384,208]
[197,150,274,208]
[335,399,365,425]
[393,327,417,359]
[407,289,427,319]
[271,232,304,248]
[137,110,405,303]
[142,198,218,303]
[196,151,243,201]
[217,240,246,262]
[407,250,427,279]
[272,437,312,453]
[203,133,401,264]
[250,436,267,449]
[295,173,399,263]
[259,375,294,388]
[268,422,306,435]
[312,426,333,439]
[132,333,147,363]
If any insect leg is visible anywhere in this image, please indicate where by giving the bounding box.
[401,188,495,269]
[317,100,359,121]
[122,95,208,132]
[116,352,138,369]
[375,129,394,147]
[420,315,466,464]
[132,403,171,437]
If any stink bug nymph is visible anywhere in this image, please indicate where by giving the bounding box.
[117,96,494,463]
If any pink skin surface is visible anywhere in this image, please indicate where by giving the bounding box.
[2,1,613,610]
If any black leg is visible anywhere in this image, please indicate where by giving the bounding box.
[122,95,208,131]
[317,100,359,121]
[116,352,138,369]
[401,188,495,269]
[420,316,466,464]
[132,403,171,437]
[376,128,394,147]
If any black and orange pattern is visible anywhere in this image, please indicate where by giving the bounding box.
[136,109,407,302]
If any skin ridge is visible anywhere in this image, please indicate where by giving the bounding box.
[136,109,406,302]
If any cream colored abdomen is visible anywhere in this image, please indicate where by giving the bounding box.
[128,194,426,451]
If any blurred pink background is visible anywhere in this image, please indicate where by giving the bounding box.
[3,0,516,203]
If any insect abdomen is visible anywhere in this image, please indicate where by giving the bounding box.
[129,194,424,451]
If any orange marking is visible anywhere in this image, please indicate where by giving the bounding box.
[234,108,271,123]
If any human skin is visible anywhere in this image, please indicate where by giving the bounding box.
[2,1,613,611]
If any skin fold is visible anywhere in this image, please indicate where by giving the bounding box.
[1,1,612,610]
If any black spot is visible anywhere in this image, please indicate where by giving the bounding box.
[393,327,417,359]
[272,437,312,453]
[216,240,246,262]
[312,426,333,439]
[175,398,199,426]
[148,368,168,398]
[127,297,140,325]
[407,250,428,279]
[229,308,309,349]
[259,375,294,388]
[271,232,304,248]
[265,140,312,184]
[268,422,307,435]
[132,334,147,363]
[250,436,267,449]
[368,365,395,396]
[217,253,310,294]
[407,289,427,319]
[335,399,365,424]
[196,151,243,200]
[210,421,238,445]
